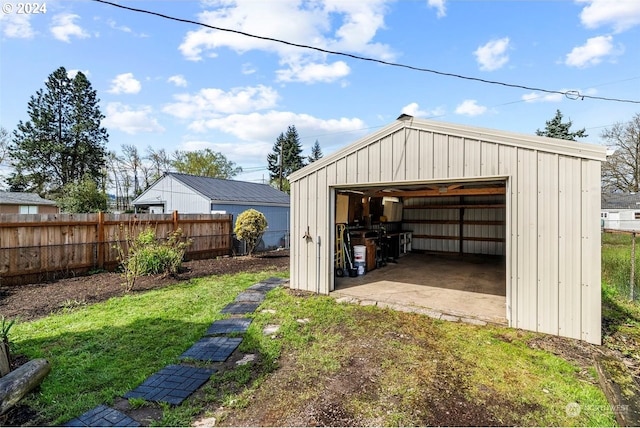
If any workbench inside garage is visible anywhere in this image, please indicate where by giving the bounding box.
[349,228,412,272]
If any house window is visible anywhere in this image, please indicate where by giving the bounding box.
[635,212,640,220]
[601,212,608,219]
[19,205,38,214]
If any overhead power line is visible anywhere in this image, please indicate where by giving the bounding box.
[93,0,640,104]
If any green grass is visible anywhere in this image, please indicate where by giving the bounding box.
[602,232,640,301]
[10,267,620,427]
[11,271,286,425]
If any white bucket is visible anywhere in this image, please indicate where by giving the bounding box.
[355,261,366,275]
[353,245,366,262]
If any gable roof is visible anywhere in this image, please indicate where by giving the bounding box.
[137,173,290,205]
[0,191,57,206]
[289,116,607,182]
[602,193,640,210]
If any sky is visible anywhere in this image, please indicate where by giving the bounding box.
[1,0,639,185]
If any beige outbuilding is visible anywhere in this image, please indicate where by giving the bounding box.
[288,115,606,344]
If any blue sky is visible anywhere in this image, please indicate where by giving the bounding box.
[1,0,639,184]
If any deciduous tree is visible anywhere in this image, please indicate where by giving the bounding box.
[171,148,241,178]
[601,113,640,192]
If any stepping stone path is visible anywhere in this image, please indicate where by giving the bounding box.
[63,404,140,427]
[63,277,287,427]
[180,337,243,362]
[123,365,216,405]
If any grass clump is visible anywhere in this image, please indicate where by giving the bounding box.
[115,226,192,292]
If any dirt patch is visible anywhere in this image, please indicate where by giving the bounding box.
[0,251,289,322]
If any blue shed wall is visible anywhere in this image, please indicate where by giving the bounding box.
[211,204,290,249]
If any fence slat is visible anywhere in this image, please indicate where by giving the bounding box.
[0,211,233,286]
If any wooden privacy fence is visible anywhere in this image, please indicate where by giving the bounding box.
[0,211,233,286]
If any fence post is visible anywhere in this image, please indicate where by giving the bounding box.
[632,232,636,302]
[173,210,179,231]
[97,212,105,270]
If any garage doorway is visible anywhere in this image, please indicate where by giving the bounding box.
[330,179,508,324]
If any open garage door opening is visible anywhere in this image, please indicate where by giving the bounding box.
[331,179,508,324]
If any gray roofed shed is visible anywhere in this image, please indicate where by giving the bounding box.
[0,191,57,205]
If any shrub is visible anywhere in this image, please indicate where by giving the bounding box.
[234,209,268,256]
[115,226,192,292]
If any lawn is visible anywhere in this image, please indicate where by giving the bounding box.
[8,268,617,426]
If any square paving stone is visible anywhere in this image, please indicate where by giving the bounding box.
[123,364,215,405]
[234,291,266,303]
[263,277,286,284]
[246,282,279,292]
[206,318,252,335]
[64,404,140,427]
[221,301,260,314]
[180,336,243,362]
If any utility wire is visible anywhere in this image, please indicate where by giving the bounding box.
[93,0,640,104]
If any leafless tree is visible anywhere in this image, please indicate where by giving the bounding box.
[602,113,640,193]
[146,146,172,181]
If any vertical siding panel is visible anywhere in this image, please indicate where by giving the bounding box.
[368,141,381,182]
[558,156,582,339]
[464,139,481,177]
[306,173,318,291]
[316,168,329,294]
[336,157,347,185]
[381,135,393,182]
[537,152,559,335]
[517,149,537,331]
[433,133,448,178]
[448,136,464,178]
[406,128,420,181]
[499,145,517,326]
[581,160,602,344]
[392,130,407,181]
[291,179,303,290]
[346,153,357,184]
[419,131,434,180]
[481,142,499,176]
[357,149,368,184]
[326,163,337,187]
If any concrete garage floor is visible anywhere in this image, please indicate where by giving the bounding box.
[332,253,507,325]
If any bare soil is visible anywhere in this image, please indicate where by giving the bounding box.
[0,251,290,322]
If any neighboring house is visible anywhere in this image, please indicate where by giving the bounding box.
[132,172,290,250]
[601,193,640,231]
[0,191,59,214]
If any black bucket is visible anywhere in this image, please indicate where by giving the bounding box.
[348,268,358,277]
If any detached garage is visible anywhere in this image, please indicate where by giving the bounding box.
[288,115,606,344]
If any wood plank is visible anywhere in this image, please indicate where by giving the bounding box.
[403,220,505,226]
[403,204,506,209]
[375,187,505,198]
[412,234,505,242]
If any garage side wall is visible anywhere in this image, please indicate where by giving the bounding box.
[290,126,602,344]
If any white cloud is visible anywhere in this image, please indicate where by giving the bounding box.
[187,110,365,142]
[163,85,279,119]
[427,0,447,18]
[0,5,35,38]
[178,0,394,82]
[564,35,618,68]
[50,13,90,43]
[577,0,640,33]
[474,37,510,71]
[455,100,487,116]
[103,102,165,134]
[167,75,188,87]
[108,73,142,94]
[276,60,350,83]
[400,102,445,118]
[241,63,257,75]
[107,19,132,33]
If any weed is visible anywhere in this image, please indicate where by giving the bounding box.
[127,397,148,409]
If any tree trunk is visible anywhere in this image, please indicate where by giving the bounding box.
[0,358,51,415]
[0,342,9,377]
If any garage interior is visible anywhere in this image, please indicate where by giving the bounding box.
[332,180,507,324]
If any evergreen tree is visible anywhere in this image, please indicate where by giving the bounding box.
[267,125,306,192]
[308,139,323,163]
[8,67,108,195]
[535,109,587,141]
